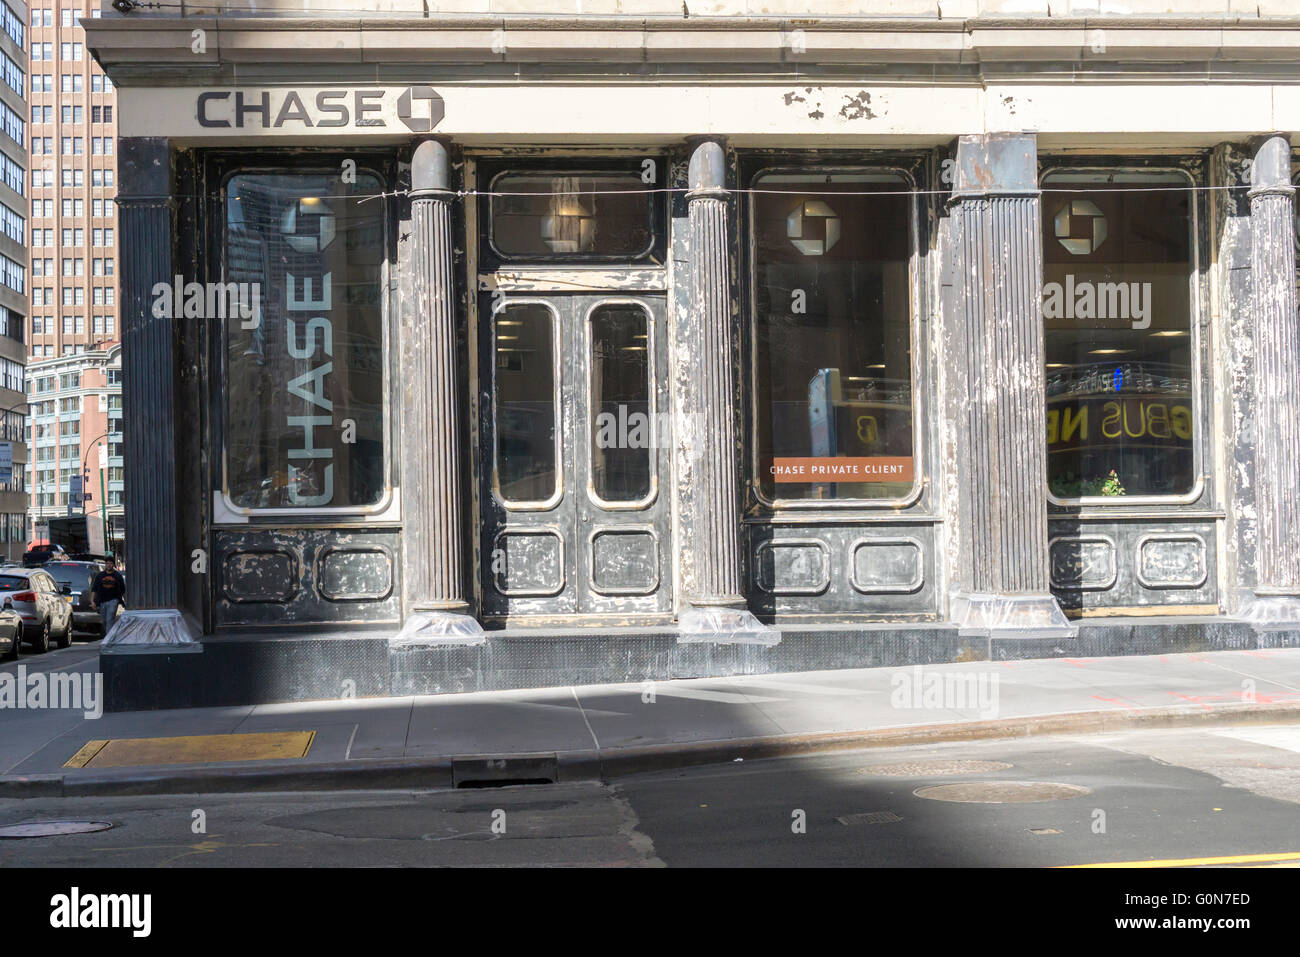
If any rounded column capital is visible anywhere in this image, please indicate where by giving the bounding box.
[1248,133,1295,197]
[411,137,455,199]
[687,137,728,199]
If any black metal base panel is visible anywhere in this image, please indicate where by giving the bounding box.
[99,620,1300,712]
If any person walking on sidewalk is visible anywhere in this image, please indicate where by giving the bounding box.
[90,555,126,635]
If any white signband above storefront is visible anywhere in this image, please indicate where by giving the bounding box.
[121,83,1300,146]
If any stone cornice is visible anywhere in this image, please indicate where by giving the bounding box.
[85,16,1300,79]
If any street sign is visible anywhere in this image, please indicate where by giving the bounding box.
[68,473,83,515]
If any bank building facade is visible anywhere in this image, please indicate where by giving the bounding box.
[84,1,1300,709]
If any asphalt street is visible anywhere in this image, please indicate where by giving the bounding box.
[3,725,1299,867]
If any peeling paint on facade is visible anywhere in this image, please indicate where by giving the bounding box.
[90,7,1300,705]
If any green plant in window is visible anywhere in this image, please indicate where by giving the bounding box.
[1050,469,1126,498]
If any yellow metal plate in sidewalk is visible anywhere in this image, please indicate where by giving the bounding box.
[63,731,316,769]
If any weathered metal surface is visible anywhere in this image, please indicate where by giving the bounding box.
[118,137,180,610]
[682,138,746,609]
[1248,134,1300,597]
[472,154,674,623]
[402,138,473,615]
[213,528,401,626]
[480,269,667,293]
[748,523,938,619]
[947,133,1052,597]
[1213,144,1259,606]
[1047,519,1219,614]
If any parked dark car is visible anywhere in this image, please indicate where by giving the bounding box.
[23,545,68,567]
[43,560,114,639]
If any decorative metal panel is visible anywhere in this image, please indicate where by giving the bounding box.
[755,538,831,596]
[850,538,925,595]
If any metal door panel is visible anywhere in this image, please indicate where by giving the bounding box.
[479,292,672,621]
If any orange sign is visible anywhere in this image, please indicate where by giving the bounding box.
[769,457,915,483]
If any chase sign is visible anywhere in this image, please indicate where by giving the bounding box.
[196,85,445,132]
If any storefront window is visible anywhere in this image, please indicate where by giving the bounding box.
[223,172,385,510]
[1043,169,1196,500]
[751,170,915,502]
[490,171,654,259]
[493,302,558,504]
[589,301,652,504]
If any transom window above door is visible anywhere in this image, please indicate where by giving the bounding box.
[486,165,664,263]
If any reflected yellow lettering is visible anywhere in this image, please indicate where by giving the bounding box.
[1122,400,1145,438]
[1102,401,1122,439]
[1061,405,1087,443]
[1172,404,1193,440]
[856,415,878,445]
[1146,403,1170,439]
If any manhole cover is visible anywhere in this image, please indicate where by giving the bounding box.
[856,760,1013,777]
[0,821,114,838]
[914,782,1091,804]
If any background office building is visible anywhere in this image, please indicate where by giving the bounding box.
[26,343,122,549]
[0,0,26,564]
[83,1,1300,710]
[25,0,119,551]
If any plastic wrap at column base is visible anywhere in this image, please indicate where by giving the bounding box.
[1234,590,1300,633]
[951,592,1078,640]
[100,609,201,653]
[390,611,487,648]
[677,606,781,646]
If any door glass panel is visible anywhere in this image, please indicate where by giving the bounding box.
[589,302,652,503]
[490,172,654,259]
[494,303,558,504]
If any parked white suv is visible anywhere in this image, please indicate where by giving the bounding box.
[0,566,73,654]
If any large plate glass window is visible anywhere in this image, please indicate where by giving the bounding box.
[1042,169,1196,500]
[750,169,915,503]
[489,171,655,260]
[223,172,386,511]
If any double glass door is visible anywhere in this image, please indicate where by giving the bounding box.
[479,291,672,621]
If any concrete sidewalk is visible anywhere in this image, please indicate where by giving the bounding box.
[3,646,1300,797]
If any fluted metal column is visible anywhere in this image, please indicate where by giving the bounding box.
[1248,134,1300,598]
[946,133,1071,637]
[683,138,745,609]
[400,138,472,621]
[118,137,178,611]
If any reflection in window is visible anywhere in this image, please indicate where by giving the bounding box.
[752,171,915,501]
[1043,171,1194,498]
[494,303,557,503]
[590,303,652,503]
[224,172,385,510]
[490,172,653,258]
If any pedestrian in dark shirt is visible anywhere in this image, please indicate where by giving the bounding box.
[90,556,126,634]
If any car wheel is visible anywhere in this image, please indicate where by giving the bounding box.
[31,618,50,655]
[54,615,71,649]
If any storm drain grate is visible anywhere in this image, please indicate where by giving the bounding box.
[452,754,558,789]
[0,821,114,838]
[837,810,904,826]
[855,760,1013,777]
